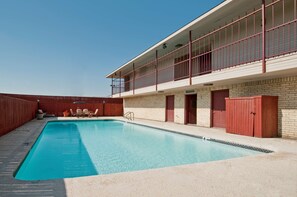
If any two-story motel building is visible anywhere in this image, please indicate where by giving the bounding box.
[107,0,297,138]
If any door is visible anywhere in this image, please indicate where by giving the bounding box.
[225,97,255,137]
[185,94,197,124]
[166,95,174,122]
[212,89,229,128]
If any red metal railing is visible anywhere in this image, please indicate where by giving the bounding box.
[266,19,297,58]
[112,78,124,94]
[112,0,297,95]
[134,60,156,89]
[266,0,297,57]
[191,7,263,74]
[135,70,155,89]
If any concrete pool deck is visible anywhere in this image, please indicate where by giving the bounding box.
[0,117,296,197]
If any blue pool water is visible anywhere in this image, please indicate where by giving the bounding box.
[15,120,262,180]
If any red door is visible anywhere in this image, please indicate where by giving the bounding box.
[225,98,254,136]
[185,94,197,124]
[166,95,174,122]
[212,89,229,128]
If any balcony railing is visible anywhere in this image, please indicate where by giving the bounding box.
[112,0,297,96]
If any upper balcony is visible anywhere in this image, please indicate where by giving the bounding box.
[107,0,297,98]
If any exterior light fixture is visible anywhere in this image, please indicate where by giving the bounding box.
[162,43,167,49]
[175,44,183,48]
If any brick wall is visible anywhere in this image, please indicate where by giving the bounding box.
[123,76,297,138]
[197,89,211,127]
[124,94,166,121]
[230,76,297,138]
[174,92,185,124]
[193,76,297,138]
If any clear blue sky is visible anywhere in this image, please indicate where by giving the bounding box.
[0,0,223,97]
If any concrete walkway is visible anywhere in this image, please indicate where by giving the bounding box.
[0,117,296,197]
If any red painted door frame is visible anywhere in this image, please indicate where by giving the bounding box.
[184,94,197,124]
[211,89,229,128]
[166,95,174,122]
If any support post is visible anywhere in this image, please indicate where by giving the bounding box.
[262,0,266,73]
[189,31,193,85]
[119,71,121,97]
[155,50,158,91]
[133,63,135,95]
[111,77,114,96]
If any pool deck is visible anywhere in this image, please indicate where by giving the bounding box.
[0,117,296,197]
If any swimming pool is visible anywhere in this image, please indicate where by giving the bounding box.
[15,120,264,180]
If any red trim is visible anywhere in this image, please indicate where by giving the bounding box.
[165,95,174,122]
[262,0,266,73]
[119,71,122,97]
[155,50,158,91]
[184,94,197,124]
[133,63,135,95]
[184,95,188,124]
[189,31,192,85]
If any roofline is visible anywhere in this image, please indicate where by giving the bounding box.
[106,0,232,78]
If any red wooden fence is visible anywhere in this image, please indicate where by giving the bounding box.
[0,95,37,137]
[1,94,123,117]
[0,93,123,137]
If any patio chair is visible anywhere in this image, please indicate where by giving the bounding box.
[89,109,99,117]
[76,108,83,118]
[83,109,90,117]
[37,109,46,120]
[70,109,76,117]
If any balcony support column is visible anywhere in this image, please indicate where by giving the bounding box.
[262,0,266,73]
[155,50,158,91]
[111,76,114,96]
[133,63,135,95]
[119,71,121,97]
[189,30,193,85]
